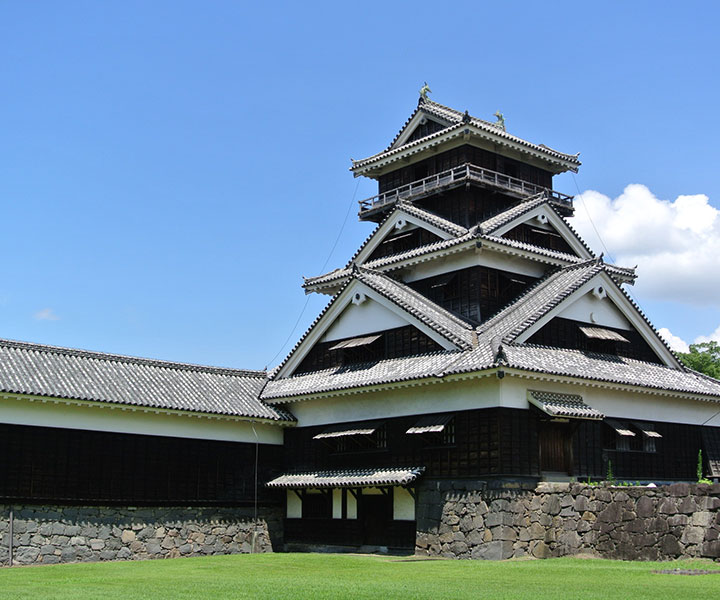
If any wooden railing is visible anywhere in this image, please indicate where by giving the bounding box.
[358,163,573,215]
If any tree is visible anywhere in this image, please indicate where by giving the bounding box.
[677,341,720,379]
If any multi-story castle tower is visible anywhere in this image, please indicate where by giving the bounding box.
[262,93,720,553]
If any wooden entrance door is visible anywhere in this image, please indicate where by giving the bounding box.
[361,494,391,546]
[539,422,571,474]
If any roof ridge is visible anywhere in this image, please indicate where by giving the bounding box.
[476,262,602,343]
[477,193,549,234]
[356,267,475,332]
[0,337,266,378]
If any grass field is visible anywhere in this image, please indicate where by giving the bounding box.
[1,553,719,599]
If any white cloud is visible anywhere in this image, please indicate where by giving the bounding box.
[34,308,59,321]
[571,184,720,305]
[658,327,689,353]
[695,324,720,344]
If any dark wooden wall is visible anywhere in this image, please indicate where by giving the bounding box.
[283,407,540,479]
[378,145,553,193]
[295,325,443,374]
[0,423,283,505]
[414,187,518,229]
[526,317,663,364]
[284,408,706,483]
[408,265,538,326]
[574,420,702,481]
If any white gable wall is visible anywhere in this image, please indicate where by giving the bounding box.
[322,300,409,342]
[557,291,632,330]
[401,248,548,283]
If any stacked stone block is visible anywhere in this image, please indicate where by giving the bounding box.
[416,481,720,561]
[0,505,281,566]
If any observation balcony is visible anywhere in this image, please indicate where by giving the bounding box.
[358,163,574,221]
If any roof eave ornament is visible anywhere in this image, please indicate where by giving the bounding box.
[419,82,431,104]
[493,111,506,131]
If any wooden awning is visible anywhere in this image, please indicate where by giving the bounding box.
[528,391,604,420]
[312,421,383,440]
[266,466,425,489]
[633,422,662,438]
[605,418,636,436]
[579,326,630,343]
[406,413,453,434]
[328,334,382,351]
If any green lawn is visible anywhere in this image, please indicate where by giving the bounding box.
[1,553,719,599]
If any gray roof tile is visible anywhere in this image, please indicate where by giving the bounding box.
[266,466,425,488]
[0,338,292,421]
[355,99,581,172]
[504,345,720,398]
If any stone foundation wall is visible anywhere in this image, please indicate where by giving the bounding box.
[416,480,720,561]
[0,504,282,566]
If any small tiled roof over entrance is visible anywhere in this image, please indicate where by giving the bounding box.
[528,391,604,420]
[0,338,292,422]
[266,467,425,489]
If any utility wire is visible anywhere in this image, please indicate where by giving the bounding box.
[265,180,361,368]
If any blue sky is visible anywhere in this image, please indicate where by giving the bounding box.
[2,1,718,368]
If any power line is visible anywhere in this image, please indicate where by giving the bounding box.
[265,180,361,368]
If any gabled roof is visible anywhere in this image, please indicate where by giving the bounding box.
[476,260,605,345]
[502,345,720,399]
[277,266,478,379]
[344,202,468,267]
[352,99,581,176]
[478,195,596,260]
[0,338,293,422]
[267,257,711,402]
[304,227,635,295]
[355,268,477,351]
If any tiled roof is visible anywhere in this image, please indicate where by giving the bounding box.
[0,338,292,421]
[528,390,604,420]
[502,345,720,398]
[477,261,604,345]
[356,268,476,350]
[354,99,580,173]
[266,466,426,488]
[261,349,471,401]
[304,233,476,291]
[477,194,549,234]
[339,203,468,271]
[478,196,597,260]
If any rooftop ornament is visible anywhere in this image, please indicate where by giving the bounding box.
[419,82,432,103]
[493,110,506,131]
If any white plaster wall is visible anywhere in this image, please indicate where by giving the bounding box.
[499,376,720,426]
[0,395,284,444]
[393,487,415,521]
[322,300,408,342]
[347,492,357,519]
[558,292,632,330]
[332,489,342,519]
[287,377,502,427]
[403,250,547,283]
[287,491,302,518]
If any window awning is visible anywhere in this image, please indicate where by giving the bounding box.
[528,391,604,420]
[406,413,453,434]
[312,421,383,440]
[328,334,382,351]
[266,466,425,489]
[606,418,636,436]
[579,326,630,343]
[702,428,720,478]
[633,422,662,438]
